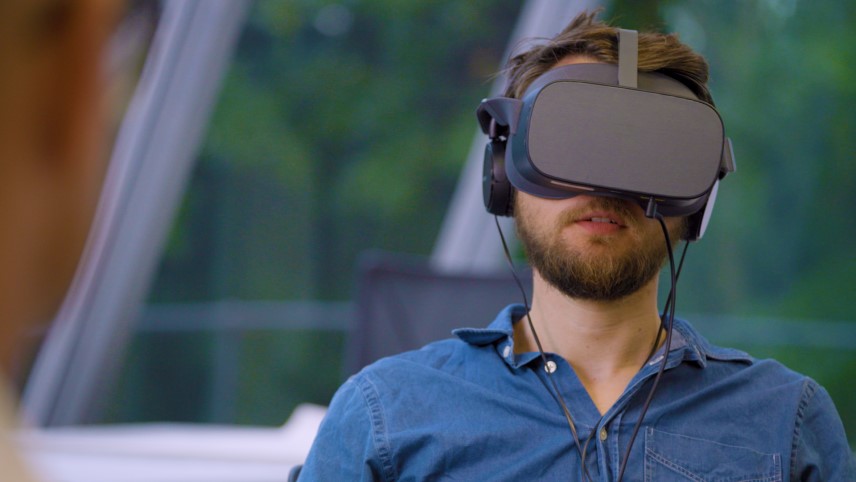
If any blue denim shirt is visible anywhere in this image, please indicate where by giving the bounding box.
[299,305,855,481]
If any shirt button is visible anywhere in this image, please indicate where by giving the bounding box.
[599,428,608,441]
[502,345,511,358]
[544,360,557,373]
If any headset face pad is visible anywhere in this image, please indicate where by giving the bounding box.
[479,63,732,218]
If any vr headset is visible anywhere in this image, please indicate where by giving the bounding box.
[477,29,735,240]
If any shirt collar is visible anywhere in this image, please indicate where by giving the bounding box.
[453,304,521,344]
[452,304,534,368]
[453,303,752,369]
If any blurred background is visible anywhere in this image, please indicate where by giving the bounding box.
[19,0,856,463]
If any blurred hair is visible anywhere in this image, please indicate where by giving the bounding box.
[503,10,713,105]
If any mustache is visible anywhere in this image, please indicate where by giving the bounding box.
[556,196,639,228]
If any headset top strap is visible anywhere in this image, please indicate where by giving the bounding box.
[618,29,639,88]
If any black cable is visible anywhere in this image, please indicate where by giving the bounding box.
[643,324,665,366]
[578,416,604,481]
[615,211,678,481]
[494,216,594,482]
[659,241,690,321]
[647,238,688,363]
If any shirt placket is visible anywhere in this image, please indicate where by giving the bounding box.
[535,352,607,480]
[594,348,691,481]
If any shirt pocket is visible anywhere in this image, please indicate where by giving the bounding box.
[644,428,782,482]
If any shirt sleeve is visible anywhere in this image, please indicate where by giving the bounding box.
[790,379,856,481]
[298,375,393,481]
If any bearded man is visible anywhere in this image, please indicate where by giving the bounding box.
[298,11,854,481]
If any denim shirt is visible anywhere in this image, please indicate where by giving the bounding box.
[299,304,855,481]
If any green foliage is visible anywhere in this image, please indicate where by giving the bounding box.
[150,0,520,303]
[234,330,346,425]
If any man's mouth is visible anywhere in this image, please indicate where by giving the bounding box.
[556,197,636,231]
[578,212,626,227]
[588,217,619,225]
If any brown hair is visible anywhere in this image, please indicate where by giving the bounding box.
[503,11,713,105]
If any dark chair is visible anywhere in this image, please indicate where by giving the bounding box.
[342,250,531,378]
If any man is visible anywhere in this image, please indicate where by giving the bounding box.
[0,0,119,479]
[299,12,854,480]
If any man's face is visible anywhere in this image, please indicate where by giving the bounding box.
[512,54,685,302]
[515,191,685,301]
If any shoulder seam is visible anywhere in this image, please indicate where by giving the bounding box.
[355,374,398,481]
[789,377,819,479]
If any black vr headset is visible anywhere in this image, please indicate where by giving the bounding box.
[477,29,735,241]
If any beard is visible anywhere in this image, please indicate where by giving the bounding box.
[515,195,685,302]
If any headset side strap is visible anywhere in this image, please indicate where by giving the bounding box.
[720,137,736,178]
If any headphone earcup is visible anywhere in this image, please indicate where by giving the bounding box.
[482,140,513,216]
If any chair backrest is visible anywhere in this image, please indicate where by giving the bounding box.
[343,251,531,378]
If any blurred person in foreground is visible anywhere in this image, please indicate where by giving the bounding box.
[298,11,855,481]
[0,0,119,478]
